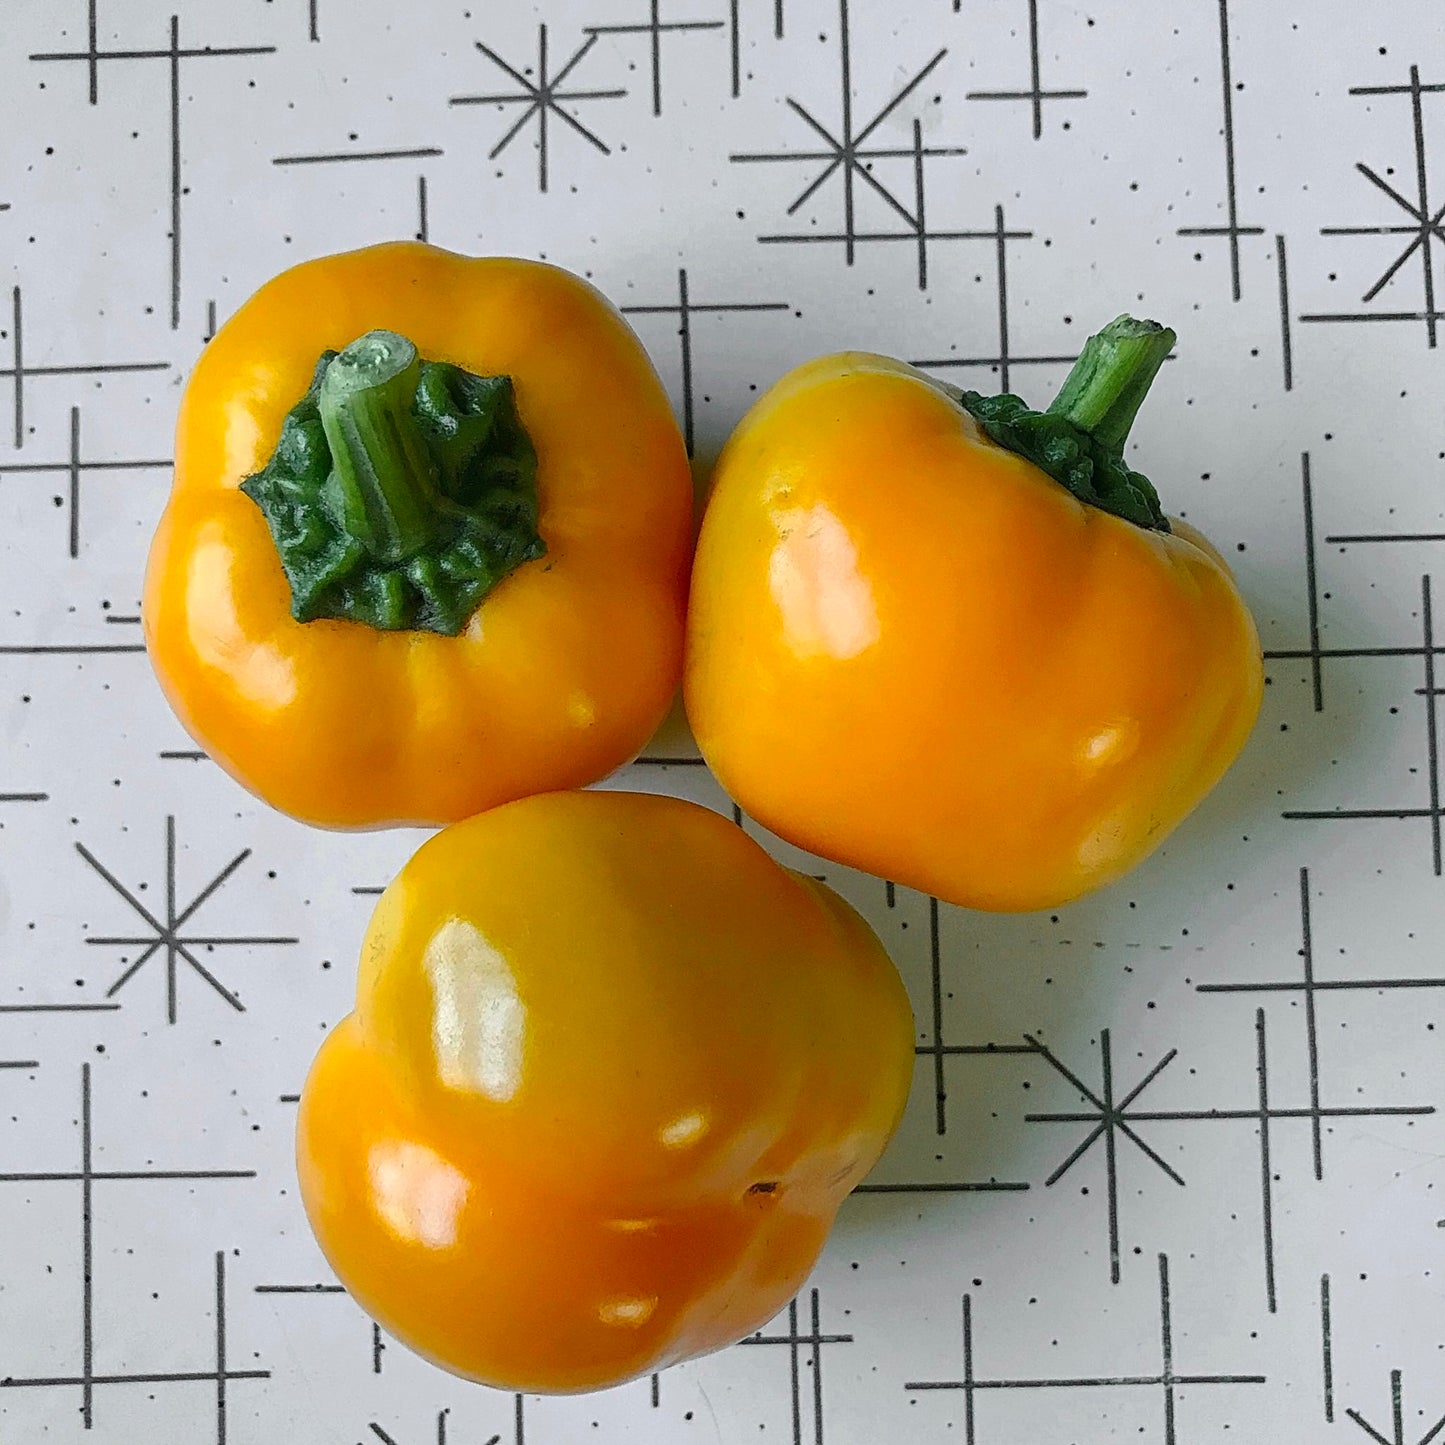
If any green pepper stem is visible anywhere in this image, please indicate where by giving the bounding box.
[1044,315,1175,455]
[317,330,440,565]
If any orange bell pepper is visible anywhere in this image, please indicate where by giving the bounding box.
[685,317,1263,912]
[296,790,914,1392]
[143,242,691,827]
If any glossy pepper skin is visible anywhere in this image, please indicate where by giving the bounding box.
[296,790,914,1393]
[685,331,1263,913]
[143,242,692,828]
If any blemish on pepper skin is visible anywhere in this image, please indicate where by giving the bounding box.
[567,691,597,728]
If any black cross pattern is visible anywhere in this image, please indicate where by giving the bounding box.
[1026,1006,1433,1309]
[964,0,1087,139]
[449,26,627,194]
[77,815,299,1024]
[1025,867,1436,1309]
[621,268,790,455]
[1197,867,1445,1184]
[1277,591,1445,866]
[1176,0,1266,300]
[1265,453,1445,874]
[0,1064,264,1434]
[911,895,1042,1147]
[585,2,729,115]
[29,3,276,329]
[2,286,169,450]
[737,1289,851,1445]
[732,0,969,285]
[912,204,1053,388]
[1304,66,1445,347]
[0,406,171,559]
[906,1254,1266,1445]
[839,893,1035,1196]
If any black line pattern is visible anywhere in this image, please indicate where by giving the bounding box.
[1177,0,1266,300]
[272,146,443,166]
[1,286,168,450]
[738,1290,852,1445]
[907,1255,1266,1445]
[621,268,790,454]
[1322,1274,1335,1423]
[909,204,1043,387]
[1272,569,1445,870]
[1276,234,1295,389]
[0,1065,263,1434]
[253,1277,390,1380]
[825,889,1035,1195]
[366,1414,469,1445]
[29,5,275,329]
[0,637,148,655]
[1265,455,1445,874]
[1327,1278,1445,1445]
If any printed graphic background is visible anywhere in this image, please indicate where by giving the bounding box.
[1,1,1442,1440]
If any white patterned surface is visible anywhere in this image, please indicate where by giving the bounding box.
[2,2,1443,1441]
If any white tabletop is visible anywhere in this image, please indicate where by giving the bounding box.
[2,1,1442,1441]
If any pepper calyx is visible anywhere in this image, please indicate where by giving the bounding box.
[239,330,545,635]
[956,315,1174,533]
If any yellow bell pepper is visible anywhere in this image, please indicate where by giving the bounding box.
[144,242,692,827]
[685,317,1263,912]
[296,790,914,1392]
